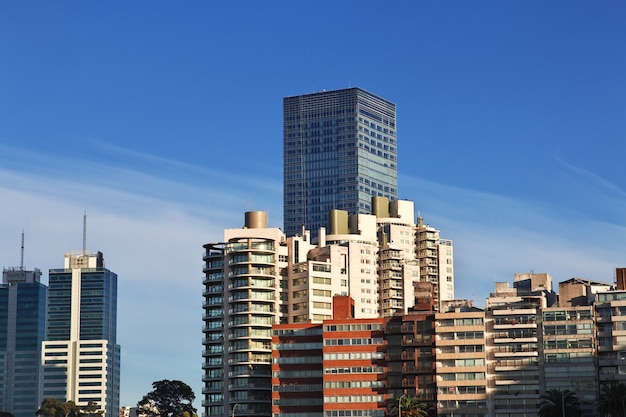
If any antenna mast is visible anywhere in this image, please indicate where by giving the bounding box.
[20,230,25,271]
[83,212,87,255]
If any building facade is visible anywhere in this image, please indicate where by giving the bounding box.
[595,289,626,385]
[283,87,398,238]
[540,305,597,416]
[203,212,292,417]
[322,315,386,417]
[0,266,46,417]
[271,322,324,417]
[267,270,626,417]
[203,205,452,417]
[434,307,487,417]
[272,297,386,417]
[41,251,120,417]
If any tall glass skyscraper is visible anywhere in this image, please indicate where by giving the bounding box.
[41,251,120,417]
[283,87,397,238]
[0,267,46,417]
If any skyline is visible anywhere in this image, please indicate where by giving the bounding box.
[1,0,625,410]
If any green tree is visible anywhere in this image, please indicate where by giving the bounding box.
[138,380,197,417]
[538,388,581,417]
[81,401,104,417]
[389,396,429,417]
[36,398,80,417]
[597,381,626,417]
[0,411,15,417]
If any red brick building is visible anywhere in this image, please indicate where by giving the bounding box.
[272,296,387,417]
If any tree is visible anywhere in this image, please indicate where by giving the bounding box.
[0,411,15,417]
[597,381,626,417]
[138,380,197,417]
[389,396,429,417]
[538,388,582,417]
[82,401,104,417]
[36,398,80,417]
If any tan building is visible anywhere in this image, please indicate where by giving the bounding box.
[558,277,612,306]
[540,305,597,417]
[435,306,487,417]
[485,274,553,417]
[595,289,626,385]
[417,217,454,308]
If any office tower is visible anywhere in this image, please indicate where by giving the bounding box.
[283,87,397,239]
[0,265,46,417]
[41,251,120,417]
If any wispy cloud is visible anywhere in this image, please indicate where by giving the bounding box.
[0,142,284,406]
[555,148,626,198]
[400,172,625,305]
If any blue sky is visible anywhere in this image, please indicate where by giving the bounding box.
[1,0,625,409]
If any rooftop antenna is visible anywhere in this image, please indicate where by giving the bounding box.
[83,212,87,255]
[20,230,25,271]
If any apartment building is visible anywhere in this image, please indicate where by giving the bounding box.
[202,212,292,417]
[322,315,386,417]
[203,204,453,417]
[595,289,626,385]
[485,274,554,417]
[271,322,323,417]
[271,297,386,417]
[385,311,436,411]
[540,305,597,416]
[435,305,487,417]
[267,269,626,417]
[416,217,454,308]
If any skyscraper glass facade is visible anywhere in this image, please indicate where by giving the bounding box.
[47,268,117,342]
[0,268,47,417]
[42,252,120,417]
[283,87,397,238]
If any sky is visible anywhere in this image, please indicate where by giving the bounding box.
[1,0,625,410]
